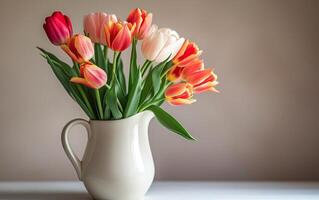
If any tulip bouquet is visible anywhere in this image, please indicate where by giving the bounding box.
[38,9,219,140]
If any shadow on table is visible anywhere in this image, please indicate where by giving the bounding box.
[0,191,92,200]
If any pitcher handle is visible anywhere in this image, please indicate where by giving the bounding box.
[61,118,91,180]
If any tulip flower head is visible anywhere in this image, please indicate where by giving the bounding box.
[173,40,202,68]
[104,20,135,51]
[167,59,204,82]
[127,8,153,40]
[43,11,73,45]
[141,25,185,63]
[165,83,196,105]
[84,12,117,45]
[70,63,107,89]
[185,69,219,93]
[62,34,94,63]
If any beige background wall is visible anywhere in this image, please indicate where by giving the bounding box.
[0,0,319,180]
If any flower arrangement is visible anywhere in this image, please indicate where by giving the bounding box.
[38,9,219,140]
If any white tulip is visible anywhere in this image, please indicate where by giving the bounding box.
[141,25,185,63]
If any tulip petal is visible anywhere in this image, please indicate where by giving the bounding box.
[112,24,132,51]
[173,40,189,63]
[165,83,187,98]
[138,13,152,39]
[181,59,204,78]
[83,65,107,89]
[167,65,183,82]
[168,98,196,105]
[193,82,220,94]
[74,35,94,61]
[155,37,185,63]
[186,69,212,86]
[70,77,95,88]
[142,31,166,61]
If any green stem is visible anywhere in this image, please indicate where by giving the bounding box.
[111,51,120,85]
[105,83,111,89]
[95,89,104,119]
[73,61,80,75]
[141,60,151,76]
[117,98,123,112]
[128,38,137,91]
[76,85,95,118]
[103,45,108,59]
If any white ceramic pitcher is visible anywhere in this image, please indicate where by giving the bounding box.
[61,111,155,200]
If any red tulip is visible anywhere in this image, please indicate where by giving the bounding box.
[127,8,152,40]
[165,83,196,105]
[104,21,135,51]
[43,11,73,45]
[185,69,219,93]
[61,34,94,63]
[70,63,107,89]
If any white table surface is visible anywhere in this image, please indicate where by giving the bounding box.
[0,181,319,200]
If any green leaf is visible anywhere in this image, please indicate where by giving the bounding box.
[151,62,165,95]
[94,43,108,72]
[37,47,75,77]
[38,47,96,119]
[162,60,173,76]
[116,58,127,95]
[104,85,123,119]
[128,39,137,91]
[44,54,95,119]
[140,58,171,105]
[115,58,127,108]
[147,105,196,140]
[123,68,142,118]
[139,65,154,104]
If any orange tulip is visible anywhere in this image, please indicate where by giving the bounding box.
[173,40,202,68]
[165,83,196,105]
[185,69,219,93]
[127,8,152,40]
[70,63,107,89]
[167,59,204,82]
[61,34,94,63]
[104,21,135,51]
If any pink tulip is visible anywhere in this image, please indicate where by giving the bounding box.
[104,21,135,51]
[127,8,152,40]
[165,83,196,105]
[61,34,94,63]
[43,11,73,45]
[84,12,117,45]
[70,63,107,89]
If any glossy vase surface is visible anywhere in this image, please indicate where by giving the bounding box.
[61,111,155,200]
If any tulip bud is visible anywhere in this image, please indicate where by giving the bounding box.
[104,21,135,51]
[141,25,185,63]
[165,83,196,105]
[61,34,94,63]
[43,11,73,45]
[127,8,153,40]
[184,69,219,93]
[84,12,117,45]
[70,63,107,89]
